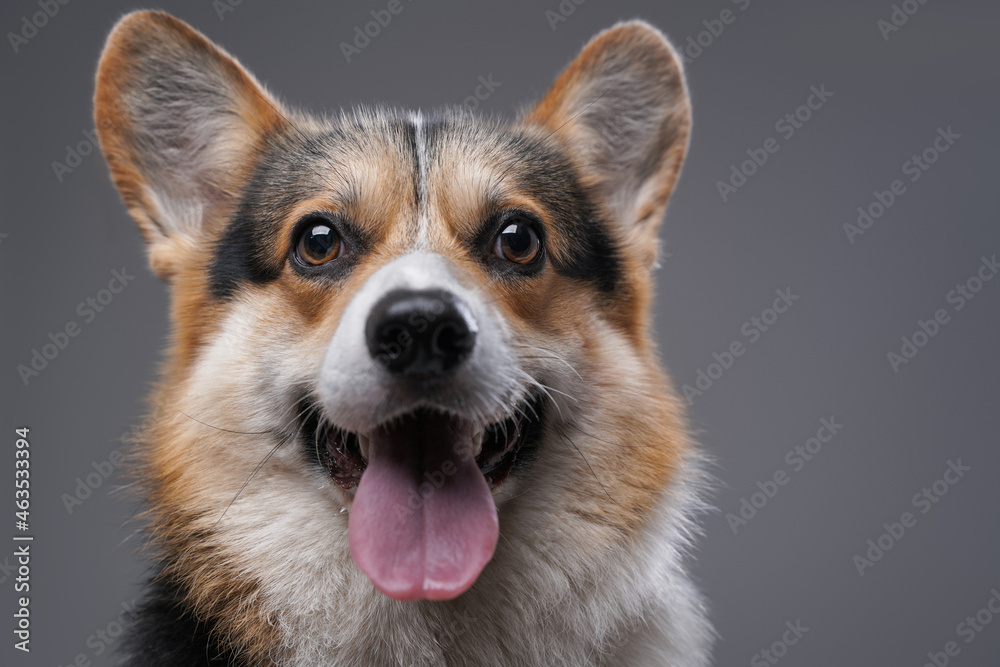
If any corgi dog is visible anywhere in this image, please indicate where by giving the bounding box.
[95,10,712,666]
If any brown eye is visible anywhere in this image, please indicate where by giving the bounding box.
[296,220,342,265]
[494,220,541,264]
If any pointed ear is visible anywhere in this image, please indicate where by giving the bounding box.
[526,21,691,269]
[94,11,288,279]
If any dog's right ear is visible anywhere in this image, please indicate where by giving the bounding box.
[95,11,288,279]
[525,21,691,271]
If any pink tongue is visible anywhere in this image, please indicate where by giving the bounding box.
[348,412,498,601]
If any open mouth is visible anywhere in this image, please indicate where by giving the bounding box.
[302,393,544,493]
[299,393,544,601]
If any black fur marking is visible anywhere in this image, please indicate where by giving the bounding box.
[208,112,624,299]
[119,576,245,667]
[403,117,422,216]
[208,126,379,299]
[209,129,324,299]
[428,116,624,294]
[504,133,624,294]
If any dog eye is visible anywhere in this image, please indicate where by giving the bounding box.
[296,220,342,265]
[494,219,541,264]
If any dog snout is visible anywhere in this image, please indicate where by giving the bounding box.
[365,289,478,376]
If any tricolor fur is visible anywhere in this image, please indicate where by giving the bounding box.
[95,10,712,666]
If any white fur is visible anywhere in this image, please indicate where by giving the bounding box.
[317,252,525,434]
[410,111,432,249]
[178,286,714,666]
[104,14,712,664]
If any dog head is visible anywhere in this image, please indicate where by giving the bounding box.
[96,7,692,641]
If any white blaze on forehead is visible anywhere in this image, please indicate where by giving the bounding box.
[316,252,522,434]
[409,111,431,249]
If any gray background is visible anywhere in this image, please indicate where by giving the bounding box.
[2,0,998,665]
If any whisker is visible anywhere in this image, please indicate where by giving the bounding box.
[535,383,579,404]
[212,430,295,530]
[107,480,141,495]
[179,411,274,436]
[512,343,591,376]
[567,420,659,450]
[553,424,626,513]
[518,369,579,409]
[516,369,566,422]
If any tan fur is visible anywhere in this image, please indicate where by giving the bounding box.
[97,11,710,666]
[95,12,287,280]
[526,24,692,344]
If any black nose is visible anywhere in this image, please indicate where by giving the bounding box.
[365,289,477,376]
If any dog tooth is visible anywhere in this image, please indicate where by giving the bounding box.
[358,433,370,460]
[473,430,485,458]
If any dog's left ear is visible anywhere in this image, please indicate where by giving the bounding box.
[526,21,691,269]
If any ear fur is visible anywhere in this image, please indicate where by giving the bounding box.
[94,10,288,279]
[526,21,691,269]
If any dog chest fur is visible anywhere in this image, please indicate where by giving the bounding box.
[96,10,713,666]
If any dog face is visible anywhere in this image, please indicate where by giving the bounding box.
[96,10,695,661]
